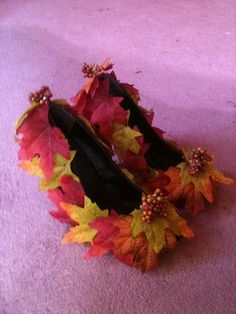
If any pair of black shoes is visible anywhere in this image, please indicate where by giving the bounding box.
[49,74,183,215]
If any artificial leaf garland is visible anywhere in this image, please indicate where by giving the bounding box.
[15,59,233,272]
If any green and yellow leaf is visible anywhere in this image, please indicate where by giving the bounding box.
[112,122,141,160]
[178,162,233,203]
[131,204,194,254]
[19,156,44,178]
[39,151,77,190]
[61,197,109,244]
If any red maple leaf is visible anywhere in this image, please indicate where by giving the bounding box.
[90,79,128,140]
[73,90,98,120]
[121,143,149,174]
[17,104,70,179]
[120,82,140,104]
[143,172,170,193]
[48,175,84,225]
[84,210,119,259]
[153,126,165,138]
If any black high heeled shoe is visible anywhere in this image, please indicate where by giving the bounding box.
[100,73,184,170]
[48,102,142,215]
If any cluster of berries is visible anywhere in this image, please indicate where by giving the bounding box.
[28,86,52,105]
[81,63,102,78]
[188,147,213,176]
[140,188,168,223]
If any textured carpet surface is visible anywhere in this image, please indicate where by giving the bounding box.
[0,1,236,313]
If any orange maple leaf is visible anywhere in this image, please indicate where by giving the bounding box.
[113,216,158,272]
[164,229,177,250]
[165,160,233,215]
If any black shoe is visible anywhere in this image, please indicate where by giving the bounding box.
[101,73,184,170]
[48,102,142,215]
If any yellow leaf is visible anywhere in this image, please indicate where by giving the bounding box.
[178,162,213,202]
[131,209,169,254]
[178,162,233,203]
[19,156,44,178]
[210,169,234,185]
[131,204,194,253]
[39,151,77,190]
[164,229,177,250]
[112,122,141,160]
[62,225,97,244]
[61,197,109,244]
[165,203,195,238]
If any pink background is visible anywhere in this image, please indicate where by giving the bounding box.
[1,1,235,313]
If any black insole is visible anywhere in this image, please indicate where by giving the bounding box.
[48,102,142,215]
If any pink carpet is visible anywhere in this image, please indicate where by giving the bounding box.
[1,1,235,313]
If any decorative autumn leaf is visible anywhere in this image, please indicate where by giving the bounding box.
[131,210,169,254]
[120,82,140,104]
[72,58,113,105]
[101,57,113,71]
[19,151,78,191]
[113,216,158,272]
[179,162,214,202]
[164,229,177,250]
[165,167,182,200]
[84,210,119,259]
[16,101,41,131]
[90,79,128,140]
[144,172,170,193]
[39,151,77,190]
[138,106,164,137]
[165,203,195,238]
[48,175,84,225]
[73,91,98,120]
[82,76,100,98]
[210,168,234,185]
[165,144,234,215]
[17,103,70,180]
[61,197,108,244]
[183,183,205,215]
[135,170,171,195]
[131,204,194,254]
[181,162,233,203]
[153,127,165,138]
[121,143,150,175]
[19,156,44,178]
[112,122,142,160]
[165,166,205,215]
[139,106,154,125]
